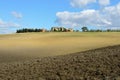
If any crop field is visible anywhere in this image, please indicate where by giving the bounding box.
[0,44,120,80]
[0,32,120,63]
[0,32,120,80]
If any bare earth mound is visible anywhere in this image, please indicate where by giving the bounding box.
[0,45,120,80]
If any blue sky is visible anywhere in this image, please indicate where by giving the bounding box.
[0,0,120,33]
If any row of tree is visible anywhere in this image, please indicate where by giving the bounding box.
[81,27,120,32]
[16,28,46,33]
[16,27,73,33]
[16,27,120,33]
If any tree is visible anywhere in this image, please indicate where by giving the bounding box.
[81,27,89,32]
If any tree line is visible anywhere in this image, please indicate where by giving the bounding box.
[16,27,120,33]
[81,27,120,32]
[16,28,46,33]
[16,27,73,33]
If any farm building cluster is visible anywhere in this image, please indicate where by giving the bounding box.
[16,27,74,33]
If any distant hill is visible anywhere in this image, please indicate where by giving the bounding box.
[0,45,120,80]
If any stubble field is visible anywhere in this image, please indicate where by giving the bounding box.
[0,32,120,63]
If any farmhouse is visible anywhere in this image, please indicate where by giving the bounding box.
[41,29,46,32]
[51,27,65,32]
[67,28,73,32]
[51,27,73,32]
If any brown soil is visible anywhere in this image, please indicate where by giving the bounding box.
[0,45,120,80]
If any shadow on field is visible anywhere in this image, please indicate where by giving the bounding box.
[0,45,120,80]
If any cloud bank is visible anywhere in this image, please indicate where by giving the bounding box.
[99,0,110,6]
[0,11,22,33]
[70,0,96,8]
[70,0,110,8]
[56,9,111,27]
[0,19,20,28]
[56,0,120,28]
[0,19,20,34]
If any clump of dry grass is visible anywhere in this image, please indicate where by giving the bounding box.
[0,45,120,80]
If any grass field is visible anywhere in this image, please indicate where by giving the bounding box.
[0,32,120,62]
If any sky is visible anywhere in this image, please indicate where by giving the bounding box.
[0,0,120,34]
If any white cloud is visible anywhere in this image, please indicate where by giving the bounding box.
[11,11,22,19]
[70,0,110,8]
[56,10,111,27]
[103,2,120,27]
[0,19,20,28]
[0,19,20,34]
[56,2,120,28]
[70,0,96,8]
[98,0,110,6]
